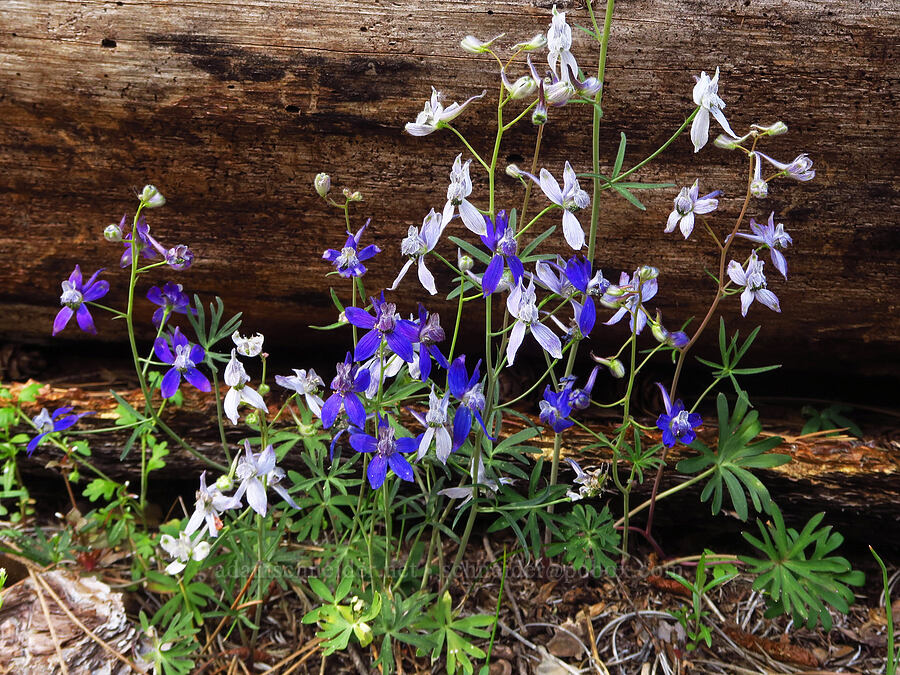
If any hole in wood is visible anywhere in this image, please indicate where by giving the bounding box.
[101,38,117,48]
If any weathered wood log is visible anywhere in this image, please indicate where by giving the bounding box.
[13,381,900,549]
[1,0,898,383]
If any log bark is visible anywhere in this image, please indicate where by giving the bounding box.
[0,0,898,381]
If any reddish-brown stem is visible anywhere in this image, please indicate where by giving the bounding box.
[642,138,759,540]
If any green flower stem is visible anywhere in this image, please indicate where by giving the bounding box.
[351,278,358,347]
[604,109,698,187]
[515,205,555,240]
[207,361,231,462]
[519,124,544,227]
[613,466,716,528]
[85,302,126,318]
[870,547,897,675]
[488,91,505,217]
[383,480,391,586]
[501,99,538,131]
[448,275,466,364]
[446,125,489,172]
[258,354,269,449]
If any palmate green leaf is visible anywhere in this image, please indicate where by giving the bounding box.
[547,503,619,576]
[741,504,864,630]
[676,392,790,521]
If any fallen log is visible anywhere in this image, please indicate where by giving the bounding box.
[1,0,898,381]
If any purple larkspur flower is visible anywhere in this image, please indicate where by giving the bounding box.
[665,180,720,239]
[565,256,609,297]
[350,414,418,489]
[153,327,211,398]
[232,441,299,516]
[322,218,381,278]
[52,265,110,336]
[535,257,576,298]
[447,355,495,449]
[414,305,448,382]
[120,216,165,267]
[27,406,93,456]
[321,352,370,429]
[480,210,524,296]
[146,282,194,328]
[656,383,702,447]
[506,278,563,365]
[734,212,793,279]
[603,269,658,334]
[562,366,599,411]
[539,385,574,433]
[165,244,194,270]
[727,251,781,316]
[345,293,419,364]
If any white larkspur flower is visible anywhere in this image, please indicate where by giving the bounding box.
[184,471,239,539]
[547,6,579,84]
[275,368,325,416]
[360,348,405,399]
[537,161,590,249]
[232,441,300,517]
[514,33,547,51]
[159,531,209,575]
[413,387,453,463]
[442,154,486,235]
[665,180,721,239]
[223,349,267,425]
[734,212,793,279]
[691,67,737,153]
[460,33,504,54]
[232,330,264,357]
[438,455,512,506]
[727,251,781,316]
[390,208,446,295]
[756,151,815,182]
[506,278,562,366]
[405,87,486,137]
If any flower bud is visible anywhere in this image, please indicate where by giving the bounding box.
[608,359,626,379]
[505,75,537,100]
[104,223,123,242]
[651,321,668,344]
[513,33,547,51]
[458,249,474,273]
[460,33,504,54]
[532,101,548,125]
[139,184,166,208]
[314,172,331,197]
[244,412,259,426]
[750,179,768,198]
[215,475,233,491]
[257,383,270,396]
[349,191,363,202]
[637,265,659,281]
[506,164,524,178]
[753,121,788,136]
[495,269,514,293]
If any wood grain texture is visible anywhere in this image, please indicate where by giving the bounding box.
[1,0,898,381]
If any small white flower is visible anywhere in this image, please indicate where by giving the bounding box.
[537,161,590,250]
[506,278,562,366]
[547,6,579,84]
[232,330,264,357]
[140,184,166,208]
[184,471,239,539]
[665,180,720,239]
[275,368,325,416]
[691,67,737,153]
[390,208,446,295]
[405,87,486,137]
[159,531,209,575]
[441,154,486,235]
[223,350,267,425]
[232,441,300,517]
[415,387,454,463]
[460,33,504,54]
[727,251,781,316]
[756,151,815,182]
[514,33,548,51]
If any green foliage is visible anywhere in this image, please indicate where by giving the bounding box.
[741,504,864,630]
[696,318,781,396]
[136,611,198,675]
[302,576,383,655]
[186,295,242,355]
[871,547,899,674]
[547,503,619,576]
[419,592,495,675]
[676,392,790,520]
[667,551,738,650]
[801,404,863,438]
